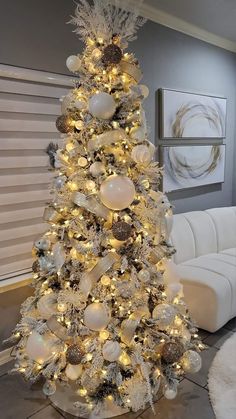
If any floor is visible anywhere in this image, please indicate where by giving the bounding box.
[1,318,236,419]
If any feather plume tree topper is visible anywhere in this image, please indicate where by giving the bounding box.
[69,0,146,45]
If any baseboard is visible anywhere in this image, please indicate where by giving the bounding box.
[0,347,13,366]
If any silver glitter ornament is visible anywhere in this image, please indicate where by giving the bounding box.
[112,221,132,241]
[56,115,74,134]
[162,341,184,364]
[66,344,83,365]
[43,380,56,396]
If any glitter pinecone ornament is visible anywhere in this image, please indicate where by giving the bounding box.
[102,44,122,65]
[112,221,132,241]
[66,344,83,365]
[162,341,184,364]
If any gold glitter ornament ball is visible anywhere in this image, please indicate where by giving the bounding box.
[161,341,184,364]
[66,344,83,365]
[56,115,74,134]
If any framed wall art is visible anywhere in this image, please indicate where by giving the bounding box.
[160,89,226,139]
[161,144,225,192]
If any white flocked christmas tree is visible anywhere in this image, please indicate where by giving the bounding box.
[8,1,204,417]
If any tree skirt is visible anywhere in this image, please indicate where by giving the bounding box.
[208,332,236,419]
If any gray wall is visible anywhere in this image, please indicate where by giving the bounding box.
[0,0,236,345]
[132,22,236,213]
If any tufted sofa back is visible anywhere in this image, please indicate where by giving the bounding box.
[170,207,236,264]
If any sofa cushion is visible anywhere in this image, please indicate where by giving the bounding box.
[170,214,196,264]
[175,262,232,332]
[206,207,236,251]
[171,211,218,264]
[220,248,236,258]
[181,252,236,318]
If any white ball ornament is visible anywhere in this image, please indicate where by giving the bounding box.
[37,294,58,319]
[164,387,177,400]
[66,55,81,72]
[180,350,202,373]
[130,125,146,142]
[84,303,110,331]
[88,92,116,119]
[152,303,176,330]
[26,331,54,364]
[138,269,150,283]
[89,162,106,177]
[100,175,136,210]
[140,84,149,98]
[74,98,87,111]
[65,363,83,381]
[102,341,122,362]
[131,145,154,166]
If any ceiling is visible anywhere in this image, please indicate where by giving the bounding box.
[145,0,236,43]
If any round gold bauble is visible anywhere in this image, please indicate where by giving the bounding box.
[78,157,88,167]
[161,341,184,364]
[112,221,132,241]
[56,115,74,134]
[66,344,83,365]
[102,44,122,65]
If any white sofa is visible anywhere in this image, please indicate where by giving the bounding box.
[170,207,236,332]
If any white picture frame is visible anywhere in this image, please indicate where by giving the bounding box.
[160,89,227,139]
[162,144,225,192]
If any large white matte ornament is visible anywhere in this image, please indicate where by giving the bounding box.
[180,350,202,373]
[66,55,81,72]
[84,303,110,331]
[102,341,122,362]
[100,175,136,210]
[37,294,58,319]
[152,303,176,330]
[131,145,154,166]
[65,363,83,381]
[88,92,116,119]
[26,331,54,364]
